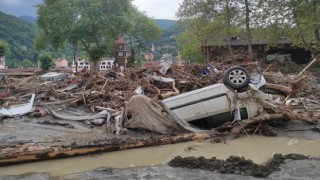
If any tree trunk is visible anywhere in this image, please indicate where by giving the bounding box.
[130,47,136,66]
[265,83,293,95]
[73,45,78,73]
[93,61,97,72]
[312,0,320,55]
[231,113,285,135]
[0,133,208,166]
[245,0,252,54]
[225,0,233,56]
[128,36,136,66]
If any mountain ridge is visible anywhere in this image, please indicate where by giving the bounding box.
[0,11,182,66]
[0,11,37,66]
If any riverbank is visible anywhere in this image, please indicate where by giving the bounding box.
[1,134,320,179]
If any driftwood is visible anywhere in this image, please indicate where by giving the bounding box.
[49,109,107,121]
[43,98,78,105]
[141,77,160,94]
[266,83,292,95]
[95,106,117,112]
[259,100,316,124]
[231,113,285,135]
[297,57,318,76]
[231,95,316,136]
[0,133,209,166]
[159,81,180,99]
[1,56,319,143]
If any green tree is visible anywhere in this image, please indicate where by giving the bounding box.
[37,0,133,70]
[126,6,161,66]
[38,52,53,70]
[256,0,320,57]
[7,58,19,68]
[21,59,36,68]
[177,30,205,63]
[244,0,252,54]
[0,40,10,57]
[177,0,242,56]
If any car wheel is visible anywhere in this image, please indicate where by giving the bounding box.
[223,67,250,90]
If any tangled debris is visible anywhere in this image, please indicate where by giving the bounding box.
[0,55,319,136]
[168,154,309,178]
[0,54,319,165]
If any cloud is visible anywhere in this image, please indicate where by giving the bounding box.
[0,0,42,17]
[1,0,23,6]
[0,0,182,19]
[132,0,183,19]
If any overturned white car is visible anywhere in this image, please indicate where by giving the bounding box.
[124,66,272,134]
[161,67,272,128]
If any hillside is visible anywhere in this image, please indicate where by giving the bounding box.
[153,19,184,57]
[154,19,177,30]
[0,13,183,66]
[19,15,36,24]
[0,11,38,66]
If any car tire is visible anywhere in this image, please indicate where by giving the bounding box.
[223,67,250,90]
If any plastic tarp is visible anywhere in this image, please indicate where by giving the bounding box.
[123,95,187,134]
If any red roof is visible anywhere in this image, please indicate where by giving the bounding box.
[115,37,126,44]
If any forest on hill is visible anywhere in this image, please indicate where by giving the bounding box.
[0,11,38,67]
[0,10,180,67]
[1,0,318,67]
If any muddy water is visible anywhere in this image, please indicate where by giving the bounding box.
[0,135,319,176]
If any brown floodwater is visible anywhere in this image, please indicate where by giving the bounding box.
[0,135,319,176]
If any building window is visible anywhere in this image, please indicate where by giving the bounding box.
[107,62,111,65]
[118,52,124,57]
[102,62,106,65]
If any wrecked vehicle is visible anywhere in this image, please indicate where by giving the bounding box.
[0,94,35,117]
[37,72,67,82]
[161,67,272,128]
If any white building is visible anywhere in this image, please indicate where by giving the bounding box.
[0,56,6,69]
[72,59,90,72]
[99,58,115,71]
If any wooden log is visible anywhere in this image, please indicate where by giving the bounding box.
[266,83,292,95]
[100,79,109,93]
[231,113,285,135]
[298,57,318,76]
[95,106,117,112]
[49,109,107,121]
[259,100,316,124]
[0,133,209,166]
[159,81,180,99]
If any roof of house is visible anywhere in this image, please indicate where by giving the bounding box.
[53,58,67,62]
[115,37,126,44]
[202,39,291,46]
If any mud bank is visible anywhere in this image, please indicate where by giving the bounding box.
[168,154,308,178]
[2,157,320,180]
[64,157,320,180]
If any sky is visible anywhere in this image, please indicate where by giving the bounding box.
[0,0,183,20]
[132,0,183,19]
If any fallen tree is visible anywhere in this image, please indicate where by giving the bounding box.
[0,133,209,166]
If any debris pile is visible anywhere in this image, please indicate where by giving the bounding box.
[0,55,319,137]
[0,53,319,166]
